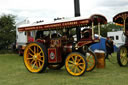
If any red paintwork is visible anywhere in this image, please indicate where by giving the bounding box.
[63,43,72,53]
[36,39,46,44]
[28,36,34,42]
[50,39,61,48]
[77,41,93,47]
[48,48,57,63]
[47,38,62,63]
[90,14,107,25]
[48,48,62,63]
[56,47,62,63]
[113,11,128,24]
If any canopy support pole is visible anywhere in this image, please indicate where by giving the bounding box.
[33,31,36,41]
[123,19,126,33]
[98,23,101,39]
[92,22,94,40]
[50,31,52,39]
[26,31,29,42]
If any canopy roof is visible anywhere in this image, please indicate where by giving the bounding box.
[90,14,107,25]
[113,11,128,25]
[18,14,107,32]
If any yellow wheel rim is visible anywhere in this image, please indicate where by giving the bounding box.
[24,43,45,73]
[65,53,86,76]
[120,47,128,66]
[86,52,95,71]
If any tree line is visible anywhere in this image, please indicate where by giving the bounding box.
[0,14,16,50]
[94,22,122,37]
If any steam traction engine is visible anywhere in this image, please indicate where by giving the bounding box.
[18,14,107,76]
[113,11,128,66]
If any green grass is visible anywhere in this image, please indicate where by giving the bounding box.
[0,49,15,54]
[0,53,128,85]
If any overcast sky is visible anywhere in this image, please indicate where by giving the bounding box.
[0,0,128,23]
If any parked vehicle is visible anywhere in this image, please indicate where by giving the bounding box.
[113,11,128,66]
[107,31,125,47]
[18,14,107,76]
[16,20,30,56]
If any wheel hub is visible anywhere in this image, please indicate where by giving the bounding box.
[74,63,79,66]
[33,55,37,60]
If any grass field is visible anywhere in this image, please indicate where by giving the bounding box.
[0,53,128,85]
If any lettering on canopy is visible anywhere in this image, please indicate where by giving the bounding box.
[18,19,89,32]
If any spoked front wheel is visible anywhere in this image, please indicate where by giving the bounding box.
[117,45,128,66]
[65,52,87,76]
[24,42,48,73]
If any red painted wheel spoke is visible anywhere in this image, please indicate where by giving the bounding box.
[88,63,91,67]
[89,58,94,61]
[87,55,91,60]
[88,61,95,65]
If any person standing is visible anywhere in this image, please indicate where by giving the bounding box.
[105,37,114,59]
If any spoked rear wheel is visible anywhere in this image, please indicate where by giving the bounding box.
[86,50,97,72]
[24,42,48,73]
[117,45,128,66]
[65,52,87,76]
